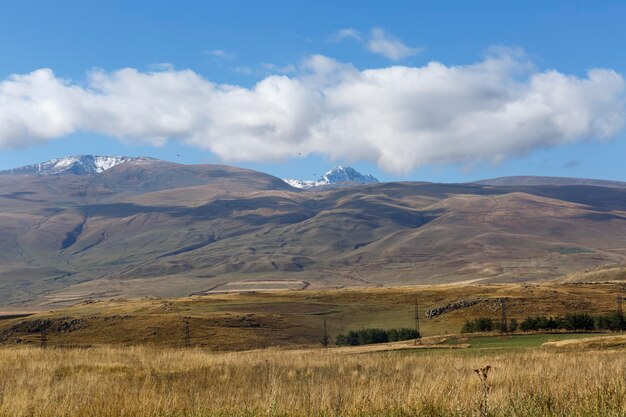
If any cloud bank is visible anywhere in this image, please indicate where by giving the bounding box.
[0,51,624,173]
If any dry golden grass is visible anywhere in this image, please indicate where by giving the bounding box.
[0,345,624,417]
[2,282,624,350]
[543,334,626,350]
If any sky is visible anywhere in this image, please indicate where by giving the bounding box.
[1,1,626,183]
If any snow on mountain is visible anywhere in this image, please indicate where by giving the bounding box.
[283,179,321,189]
[284,166,379,189]
[0,155,154,175]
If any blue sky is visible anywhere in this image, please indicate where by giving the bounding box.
[1,1,625,182]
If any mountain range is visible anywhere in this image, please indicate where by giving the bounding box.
[1,155,626,309]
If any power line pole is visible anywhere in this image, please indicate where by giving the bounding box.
[321,320,329,348]
[414,296,421,345]
[618,294,624,333]
[40,328,48,349]
[183,317,191,348]
[500,298,508,334]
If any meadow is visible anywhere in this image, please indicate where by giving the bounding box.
[2,282,624,350]
[0,337,625,417]
[1,283,625,416]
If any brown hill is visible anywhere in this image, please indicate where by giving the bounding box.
[1,160,626,308]
[556,264,626,283]
[474,175,626,188]
[1,282,623,349]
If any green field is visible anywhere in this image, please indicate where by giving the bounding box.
[447,332,610,350]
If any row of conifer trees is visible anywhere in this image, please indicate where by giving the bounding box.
[461,311,626,333]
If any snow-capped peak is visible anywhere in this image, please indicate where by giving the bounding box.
[320,166,378,184]
[0,155,154,176]
[283,166,379,189]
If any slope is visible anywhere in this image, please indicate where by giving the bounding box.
[1,161,626,308]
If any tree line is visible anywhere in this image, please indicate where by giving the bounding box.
[335,327,419,346]
[462,311,626,333]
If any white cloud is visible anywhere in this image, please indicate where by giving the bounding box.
[203,49,234,59]
[233,66,253,75]
[0,51,624,174]
[332,27,420,61]
[367,28,421,61]
[261,63,297,74]
[332,28,362,42]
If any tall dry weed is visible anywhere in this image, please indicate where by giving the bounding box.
[0,346,623,416]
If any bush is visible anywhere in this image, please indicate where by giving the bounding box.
[563,313,595,331]
[462,312,626,334]
[461,320,475,333]
[461,317,493,333]
[335,327,419,346]
[595,312,626,331]
[518,312,624,333]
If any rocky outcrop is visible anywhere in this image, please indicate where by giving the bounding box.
[1,317,87,336]
[425,298,487,319]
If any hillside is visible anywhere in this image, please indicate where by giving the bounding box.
[1,282,623,349]
[2,157,626,308]
[556,264,626,282]
[475,175,626,188]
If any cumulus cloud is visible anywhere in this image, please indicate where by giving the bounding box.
[367,28,421,60]
[0,51,624,173]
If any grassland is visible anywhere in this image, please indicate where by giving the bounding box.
[0,340,625,417]
[1,282,624,350]
[1,283,625,416]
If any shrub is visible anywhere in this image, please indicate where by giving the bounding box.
[335,327,419,346]
[563,313,595,331]
[461,317,493,333]
[462,312,626,334]
[461,320,476,334]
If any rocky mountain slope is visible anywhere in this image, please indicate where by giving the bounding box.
[1,156,626,308]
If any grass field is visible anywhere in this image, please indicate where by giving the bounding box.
[0,336,625,417]
[1,282,624,350]
[0,283,626,417]
[444,333,612,352]
[1,283,625,416]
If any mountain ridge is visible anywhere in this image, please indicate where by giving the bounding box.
[474,175,626,188]
[3,156,626,190]
[2,156,626,309]
[0,155,155,176]
[284,166,379,189]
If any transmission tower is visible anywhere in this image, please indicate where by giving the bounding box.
[183,317,191,348]
[414,296,421,345]
[40,328,48,349]
[321,320,329,348]
[500,298,508,334]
